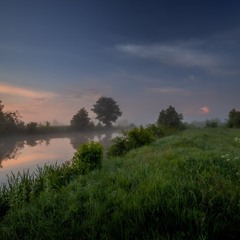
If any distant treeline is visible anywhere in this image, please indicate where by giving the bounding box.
[1,98,240,136]
[0,97,124,136]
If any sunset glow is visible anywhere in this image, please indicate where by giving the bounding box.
[0,1,240,124]
[0,82,58,99]
[201,106,210,114]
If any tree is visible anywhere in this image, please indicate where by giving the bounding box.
[157,106,183,128]
[205,119,219,128]
[0,100,24,134]
[70,108,92,130]
[228,108,240,128]
[91,96,122,127]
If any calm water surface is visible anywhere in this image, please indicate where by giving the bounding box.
[0,131,118,184]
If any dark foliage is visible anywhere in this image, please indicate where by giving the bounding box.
[205,119,219,128]
[72,142,103,174]
[26,122,38,134]
[92,96,122,127]
[157,106,183,128]
[0,100,24,135]
[108,126,155,157]
[70,108,92,130]
[228,109,240,128]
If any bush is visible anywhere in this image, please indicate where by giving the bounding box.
[107,136,129,157]
[127,126,155,148]
[108,126,155,157]
[108,124,184,157]
[72,142,104,174]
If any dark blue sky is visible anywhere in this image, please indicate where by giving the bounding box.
[1,0,240,124]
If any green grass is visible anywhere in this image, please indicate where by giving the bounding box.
[0,128,240,239]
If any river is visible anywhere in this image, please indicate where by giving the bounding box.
[0,130,119,185]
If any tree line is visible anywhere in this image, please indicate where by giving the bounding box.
[1,97,240,136]
[0,97,123,135]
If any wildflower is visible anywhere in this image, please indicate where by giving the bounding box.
[234,137,240,142]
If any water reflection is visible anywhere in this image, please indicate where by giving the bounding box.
[0,131,118,184]
[0,137,24,166]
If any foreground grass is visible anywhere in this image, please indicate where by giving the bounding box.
[0,128,240,239]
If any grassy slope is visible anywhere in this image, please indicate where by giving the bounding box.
[0,128,240,239]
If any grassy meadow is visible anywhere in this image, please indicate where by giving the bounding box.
[0,128,240,239]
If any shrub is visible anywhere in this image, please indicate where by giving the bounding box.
[127,126,155,148]
[107,136,129,157]
[108,124,183,157]
[72,142,104,174]
[108,126,155,157]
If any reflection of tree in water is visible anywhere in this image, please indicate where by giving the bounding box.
[25,136,51,148]
[0,131,119,168]
[0,136,52,168]
[25,139,38,147]
[69,134,89,150]
[45,139,50,146]
[69,131,115,150]
[98,132,114,148]
[0,138,24,168]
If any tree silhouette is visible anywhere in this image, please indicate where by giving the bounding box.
[228,109,240,128]
[70,108,92,130]
[157,106,183,128]
[92,96,122,127]
[0,100,24,134]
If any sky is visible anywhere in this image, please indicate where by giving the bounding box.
[1,0,240,125]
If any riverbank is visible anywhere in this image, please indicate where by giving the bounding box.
[0,128,240,239]
[0,129,121,184]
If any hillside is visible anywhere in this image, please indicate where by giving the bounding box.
[0,128,240,239]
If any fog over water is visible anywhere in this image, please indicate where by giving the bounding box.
[0,131,119,184]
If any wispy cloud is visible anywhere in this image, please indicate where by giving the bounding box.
[115,42,219,69]
[66,88,101,100]
[0,82,106,124]
[0,82,58,99]
[146,87,190,94]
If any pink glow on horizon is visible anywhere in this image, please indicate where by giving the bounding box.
[0,82,58,98]
[0,82,102,124]
[200,106,210,114]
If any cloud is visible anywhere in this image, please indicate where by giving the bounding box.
[200,106,210,114]
[0,82,58,99]
[0,82,106,124]
[66,88,101,100]
[33,97,47,102]
[211,68,240,77]
[115,42,218,69]
[147,87,189,94]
